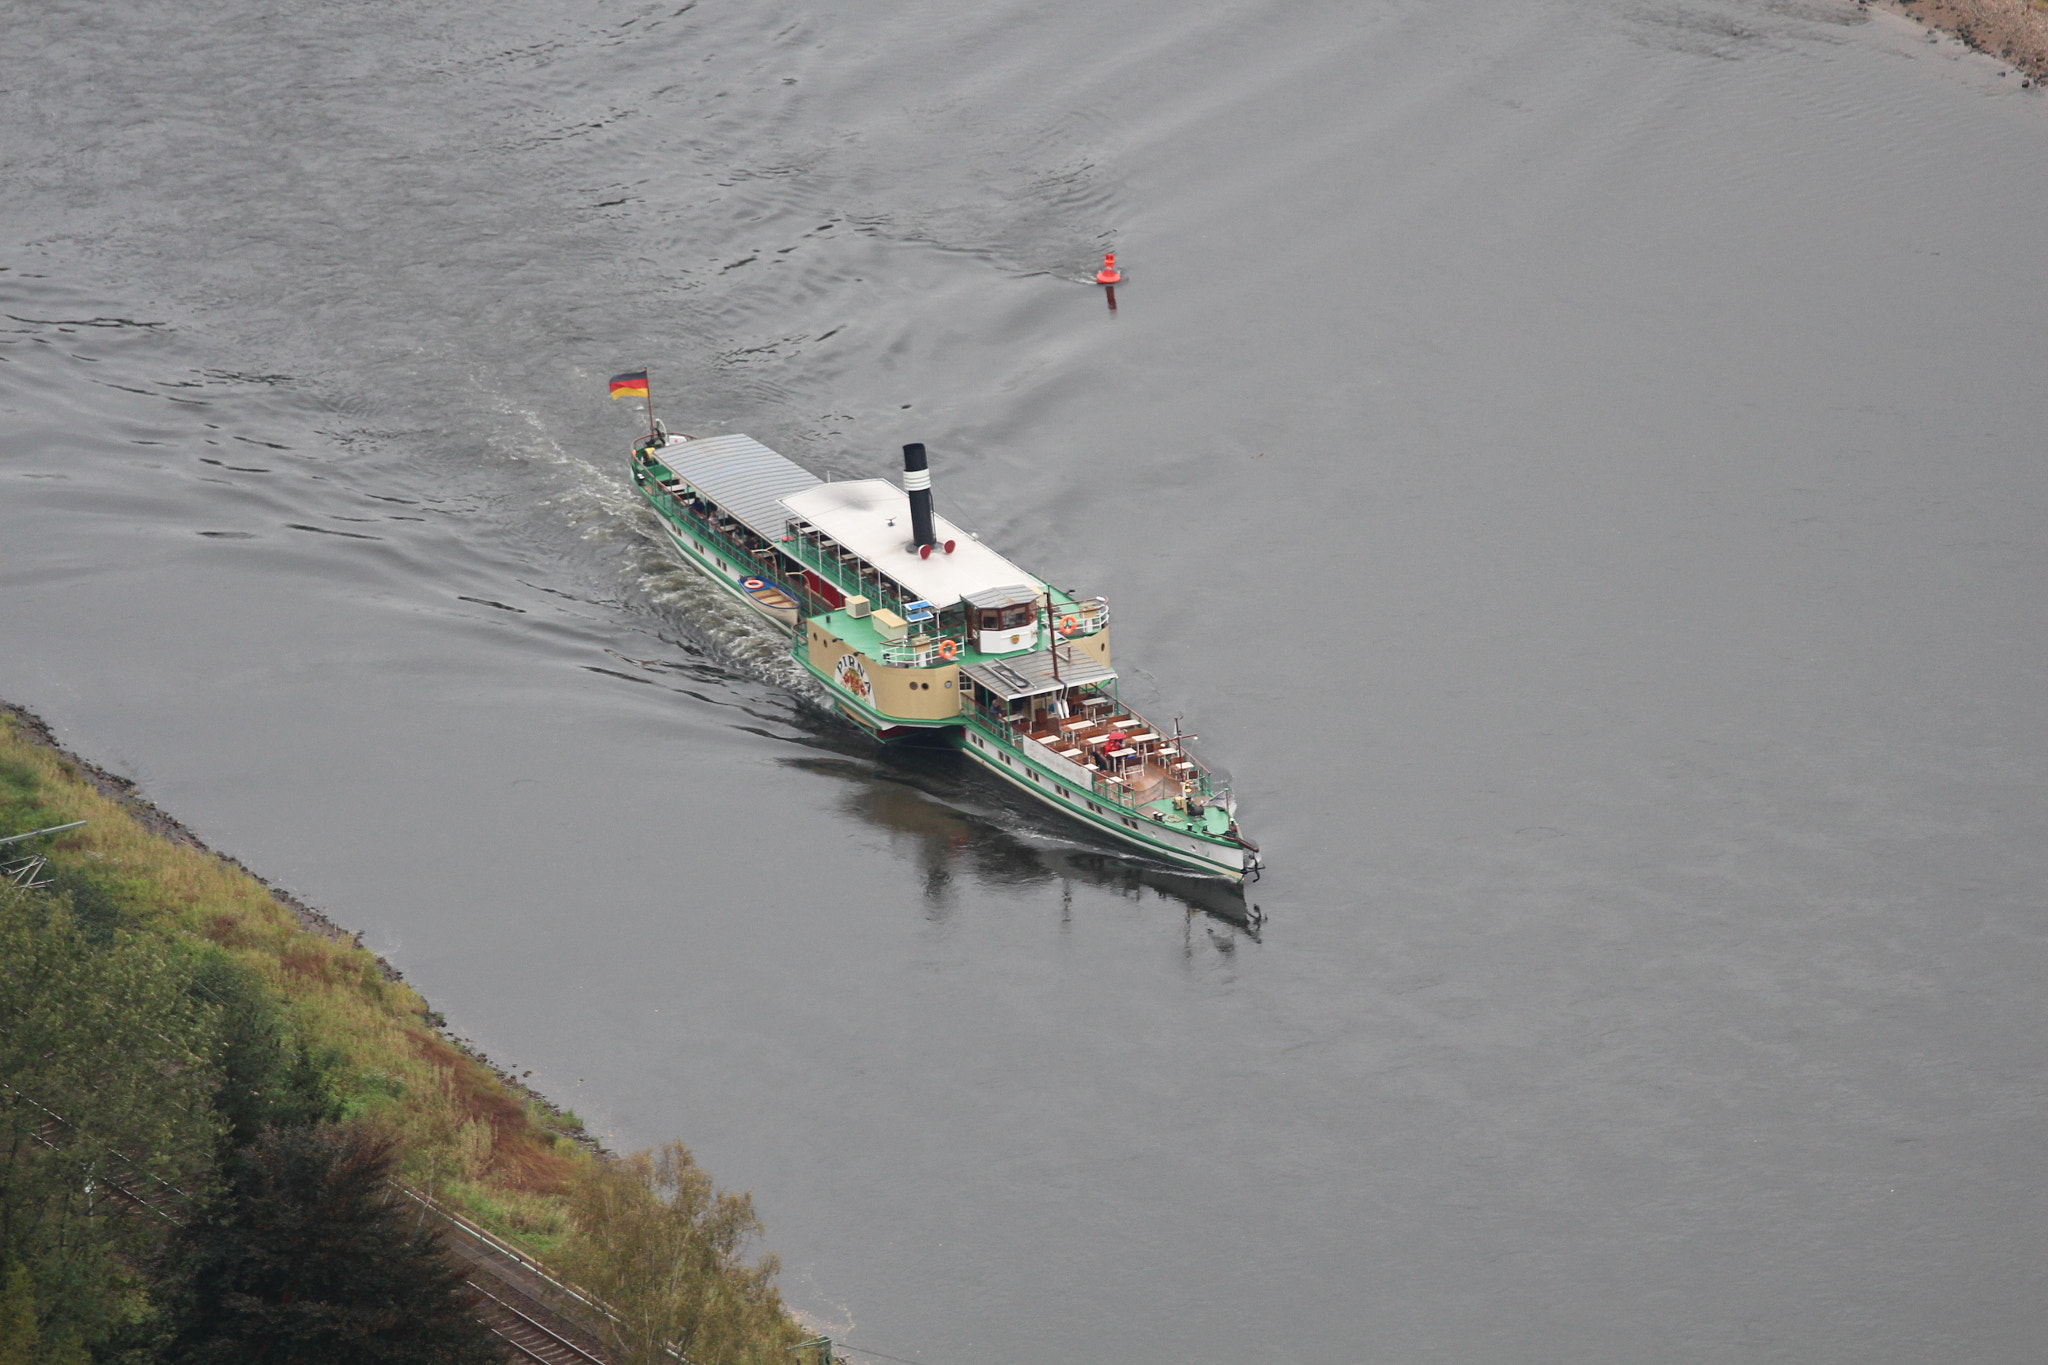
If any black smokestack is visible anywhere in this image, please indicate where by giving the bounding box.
[903,442,936,549]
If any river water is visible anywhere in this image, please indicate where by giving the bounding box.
[5,1,2047,1360]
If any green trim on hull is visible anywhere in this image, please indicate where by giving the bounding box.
[633,436,1255,883]
[653,518,797,631]
[791,649,1247,881]
[955,726,1248,881]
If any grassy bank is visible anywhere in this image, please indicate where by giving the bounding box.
[0,702,803,1362]
[0,704,584,1246]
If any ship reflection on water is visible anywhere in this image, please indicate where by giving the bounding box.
[780,748,1263,936]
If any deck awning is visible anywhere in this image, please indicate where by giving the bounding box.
[962,584,1040,610]
[779,480,1044,609]
[654,434,822,541]
[960,646,1116,701]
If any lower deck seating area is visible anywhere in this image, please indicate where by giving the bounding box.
[1020,710,1191,806]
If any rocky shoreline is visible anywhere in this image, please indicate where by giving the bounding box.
[1878,0,2048,81]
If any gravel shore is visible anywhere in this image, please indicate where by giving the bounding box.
[1880,0,2048,80]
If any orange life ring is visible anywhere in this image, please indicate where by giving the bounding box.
[936,638,959,661]
[1059,615,1079,636]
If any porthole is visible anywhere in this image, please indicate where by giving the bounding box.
[943,679,954,689]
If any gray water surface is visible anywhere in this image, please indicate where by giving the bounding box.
[5,1,2047,1360]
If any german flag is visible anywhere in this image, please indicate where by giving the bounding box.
[608,370,650,400]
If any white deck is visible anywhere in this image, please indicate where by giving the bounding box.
[780,479,1045,609]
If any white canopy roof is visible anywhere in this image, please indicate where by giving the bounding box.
[779,479,1044,609]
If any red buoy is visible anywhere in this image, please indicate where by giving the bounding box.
[1094,251,1122,285]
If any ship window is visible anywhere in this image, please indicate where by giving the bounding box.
[982,604,1037,630]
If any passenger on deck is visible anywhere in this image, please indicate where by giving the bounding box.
[1105,727,1130,768]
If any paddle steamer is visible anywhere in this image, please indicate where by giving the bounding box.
[628,426,1260,881]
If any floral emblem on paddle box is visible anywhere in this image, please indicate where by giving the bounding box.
[833,651,873,702]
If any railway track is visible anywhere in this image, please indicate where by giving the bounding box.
[11,1086,618,1363]
[398,1185,617,1365]
[13,1086,189,1225]
[470,1280,609,1365]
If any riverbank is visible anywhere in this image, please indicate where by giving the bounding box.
[0,701,595,1247]
[1880,0,2048,80]
[1,699,803,1364]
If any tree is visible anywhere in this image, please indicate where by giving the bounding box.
[0,1262,37,1365]
[0,1262,86,1365]
[183,950,341,1150]
[162,1123,499,1365]
[0,888,223,1352]
[555,1142,797,1365]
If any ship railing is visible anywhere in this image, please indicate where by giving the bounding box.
[963,706,1147,813]
[640,488,812,603]
[1078,701,1224,806]
[1049,596,1110,638]
[637,473,735,554]
[959,696,1240,837]
[780,529,871,605]
[875,635,962,668]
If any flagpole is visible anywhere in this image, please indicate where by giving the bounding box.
[644,370,657,440]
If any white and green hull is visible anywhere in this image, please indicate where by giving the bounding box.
[633,432,1260,883]
[791,652,1255,881]
[957,724,1253,879]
